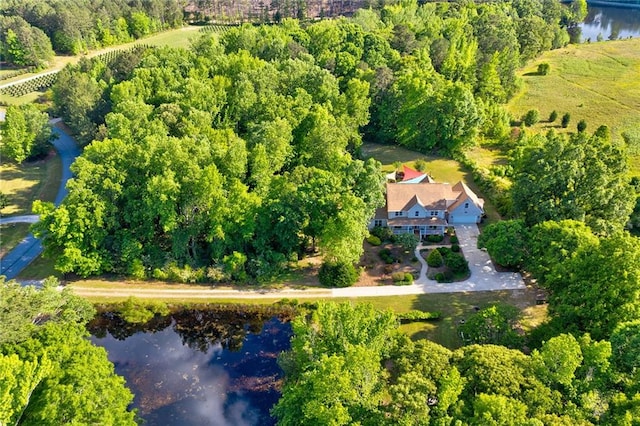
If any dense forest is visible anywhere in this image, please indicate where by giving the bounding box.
[0,0,183,67]
[274,301,640,425]
[29,0,599,282]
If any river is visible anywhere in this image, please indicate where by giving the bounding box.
[88,310,293,426]
[579,5,640,41]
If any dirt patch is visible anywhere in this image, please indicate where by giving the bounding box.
[356,241,420,286]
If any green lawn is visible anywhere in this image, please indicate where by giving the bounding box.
[0,153,61,216]
[16,253,61,280]
[507,38,640,174]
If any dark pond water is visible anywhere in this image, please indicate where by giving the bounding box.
[88,309,293,426]
[579,5,640,41]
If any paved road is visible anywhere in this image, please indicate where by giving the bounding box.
[0,125,80,280]
[0,215,39,224]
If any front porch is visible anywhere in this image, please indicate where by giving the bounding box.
[387,217,448,238]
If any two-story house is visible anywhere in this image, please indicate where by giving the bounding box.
[370,181,485,238]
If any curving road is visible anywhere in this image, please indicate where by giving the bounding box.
[0,124,80,280]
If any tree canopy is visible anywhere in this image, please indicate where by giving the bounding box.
[0,278,135,425]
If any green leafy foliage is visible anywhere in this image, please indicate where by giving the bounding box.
[118,296,170,324]
[512,131,635,235]
[0,104,53,163]
[427,249,444,267]
[459,303,523,348]
[477,220,528,268]
[318,261,359,288]
[0,278,135,425]
[523,109,540,126]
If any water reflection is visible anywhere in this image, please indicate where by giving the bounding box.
[89,310,293,426]
[580,6,640,41]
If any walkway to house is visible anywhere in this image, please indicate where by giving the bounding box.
[332,226,525,296]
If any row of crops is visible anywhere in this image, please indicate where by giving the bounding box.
[199,25,234,33]
[0,45,153,98]
[0,73,58,97]
[92,44,152,65]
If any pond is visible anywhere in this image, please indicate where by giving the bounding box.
[88,308,293,426]
[579,5,640,41]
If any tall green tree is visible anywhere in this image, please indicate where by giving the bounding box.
[0,104,53,163]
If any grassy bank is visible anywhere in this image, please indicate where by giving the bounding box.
[507,38,640,174]
[68,279,543,350]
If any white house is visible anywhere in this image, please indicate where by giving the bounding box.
[370,181,484,238]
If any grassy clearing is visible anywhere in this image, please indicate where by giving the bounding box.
[507,38,640,174]
[361,142,501,223]
[0,223,31,257]
[0,153,62,216]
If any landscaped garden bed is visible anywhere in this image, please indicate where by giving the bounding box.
[422,246,470,283]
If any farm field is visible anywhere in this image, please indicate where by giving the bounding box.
[507,38,640,174]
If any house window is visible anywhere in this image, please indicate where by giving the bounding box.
[428,226,438,230]
[414,210,420,217]
[464,202,469,209]
[374,219,385,227]
[430,211,438,216]
[394,211,402,217]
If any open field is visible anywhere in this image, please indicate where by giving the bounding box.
[0,153,61,216]
[507,38,640,174]
[361,142,501,223]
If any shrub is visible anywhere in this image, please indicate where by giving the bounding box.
[577,119,587,132]
[371,226,393,242]
[397,310,442,322]
[537,63,550,75]
[434,272,445,282]
[450,235,459,244]
[523,109,540,127]
[437,247,452,257]
[379,248,395,264]
[426,234,444,243]
[549,110,558,122]
[367,235,382,246]
[444,252,469,275]
[451,243,461,252]
[396,233,419,252]
[427,249,444,267]
[404,273,414,282]
[561,113,571,128]
[414,158,428,172]
[392,272,406,282]
[318,261,359,288]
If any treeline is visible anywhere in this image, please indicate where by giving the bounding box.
[0,0,183,67]
[274,301,640,425]
[34,0,585,281]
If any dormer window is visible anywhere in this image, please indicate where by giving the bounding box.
[414,210,420,217]
[430,211,438,216]
[395,211,402,217]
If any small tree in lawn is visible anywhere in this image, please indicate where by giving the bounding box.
[549,110,558,123]
[577,119,587,133]
[561,113,571,128]
[522,109,539,127]
[537,63,550,75]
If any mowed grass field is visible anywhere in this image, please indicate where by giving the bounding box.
[508,38,640,173]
